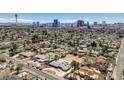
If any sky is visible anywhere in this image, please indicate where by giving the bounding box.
[0,13,124,23]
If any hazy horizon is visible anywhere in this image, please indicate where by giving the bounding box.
[0,13,124,23]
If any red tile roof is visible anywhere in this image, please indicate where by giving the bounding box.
[96,59,107,64]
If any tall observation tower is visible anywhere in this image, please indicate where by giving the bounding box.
[15,14,18,25]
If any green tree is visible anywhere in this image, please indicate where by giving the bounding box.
[91,41,97,47]
[0,55,6,64]
[9,43,18,56]
[23,75,28,80]
[10,65,15,72]
[15,64,24,74]
[71,61,80,71]
[31,34,40,43]
[54,54,59,60]
[102,45,109,53]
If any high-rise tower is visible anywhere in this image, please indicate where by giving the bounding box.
[52,19,60,27]
[15,14,18,25]
[77,20,84,27]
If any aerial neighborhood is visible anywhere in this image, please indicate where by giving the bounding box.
[0,14,124,80]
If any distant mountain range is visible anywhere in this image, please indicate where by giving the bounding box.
[0,22,32,26]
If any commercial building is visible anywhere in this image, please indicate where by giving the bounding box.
[93,22,98,26]
[52,19,60,27]
[32,22,36,27]
[77,20,84,27]
[86,21,90,28]
[32,21,40,27]
[102,21,107,27]
[36,21,40,27]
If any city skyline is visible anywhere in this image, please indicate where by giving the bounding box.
[0,13,124,23]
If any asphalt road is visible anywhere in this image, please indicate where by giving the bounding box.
[113,38,124,80]
[10,57,65,80]
[25,65,64,80]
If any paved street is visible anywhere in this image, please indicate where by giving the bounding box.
[9,57,65,80]
[24,66,64,80]
[113,38,124,80]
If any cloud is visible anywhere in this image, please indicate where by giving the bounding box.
[61,18,90,23]
[61,19,77,23]
[0,18,36,23]
[105,17,108,20]
[83,18,90,21]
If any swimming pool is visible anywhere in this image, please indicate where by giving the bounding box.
[62,60,71,65]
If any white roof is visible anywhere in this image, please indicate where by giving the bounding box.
[0,65,3,68]
[50,59,71,71]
